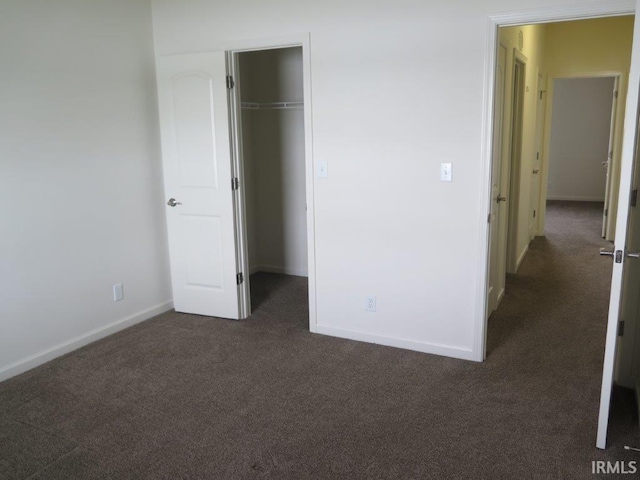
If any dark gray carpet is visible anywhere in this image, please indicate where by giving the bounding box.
[1,201,639,479]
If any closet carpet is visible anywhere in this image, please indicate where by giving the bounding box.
[1,201,639,479]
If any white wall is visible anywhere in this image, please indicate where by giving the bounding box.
[0,0,171,380]
[547,77,615,201]
[240,48,308,277]
[150,0,636,361]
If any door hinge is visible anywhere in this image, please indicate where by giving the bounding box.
[232,177,239,191]
[226,75,235,89]
[631,189,638,207]
[604,208,608,217]
[536,151,540,160]
[618,320,625,336]
[236,272,244,285]
[616,250,623,263]
[614,90,619,99]
[487,213,491,224]
[533,209,536,218]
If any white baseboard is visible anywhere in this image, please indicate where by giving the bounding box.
[547,196,605,202]
[497,287,506,307]
[0,301,174,383]
[316,324,476,362]
[516,245,529,272]
[249,264,308,277]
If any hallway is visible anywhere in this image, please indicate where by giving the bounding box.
[489,201,612,357]
[488,200,639,458]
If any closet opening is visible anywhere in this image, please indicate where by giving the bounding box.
[233,46,310,326]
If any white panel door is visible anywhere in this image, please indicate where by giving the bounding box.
[156,52,240,319]
[488,43,508,315]
[597,4,640,445]
[598,139,640,448]
[529,73,545,239]
[603,78,619,239]
[615,162,640,389]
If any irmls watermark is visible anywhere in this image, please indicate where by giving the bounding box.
[592,461,637,475]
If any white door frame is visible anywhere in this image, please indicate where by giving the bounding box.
[224,33,318,332]
[537,71,625,240]
[476,2,636,358]
[604,75,622,240]
[530,69,546,239]
[506,51,527,274]
[487,42,509,317]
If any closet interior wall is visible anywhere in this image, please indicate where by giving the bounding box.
[239,47,308,278]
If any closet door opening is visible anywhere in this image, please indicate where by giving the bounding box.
[236,47,309,325]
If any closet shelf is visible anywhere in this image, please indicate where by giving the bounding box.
[241,101,304,110]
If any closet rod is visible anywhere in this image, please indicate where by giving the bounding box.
[241,101,304,110]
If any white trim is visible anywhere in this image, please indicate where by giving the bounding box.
[219,33,311,53]
[224,33,317,333]
[475,16,499,362]
[489,1,634,25]
[544,70,624,78]
[515,244,529,271]
[228,52,251,320]
[0,301,174,382]
[316,325,476,362]
[538,72,624,235]
[546,196,606,202]
[506,49,528,274]
[497,287,506,306]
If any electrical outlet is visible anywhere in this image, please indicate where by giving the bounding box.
[113,283,124,302]
[366,295,377,312]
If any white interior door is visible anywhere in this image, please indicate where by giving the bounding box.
[597,7,640,444]
[614,161,640,391]
[598,139,640,448]
[603,78,620,238]
[530,73,545,239]
[156,51,241,319]
[506,55,525,274]
[488,43,508,316]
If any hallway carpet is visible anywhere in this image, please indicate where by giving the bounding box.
[1,201,639,479]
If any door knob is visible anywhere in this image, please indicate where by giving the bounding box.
[496,195,507,203]
[167,197,182,207]
[533,169,539,174]
[600,248,622,263]
[626,251,640,259]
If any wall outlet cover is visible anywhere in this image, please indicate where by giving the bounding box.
[113,283,124,302]
[366,295,377,312]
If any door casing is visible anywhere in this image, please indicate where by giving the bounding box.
[537,72,625,241]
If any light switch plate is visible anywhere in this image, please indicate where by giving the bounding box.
[440,162,452,182]
[318,161,328,178]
